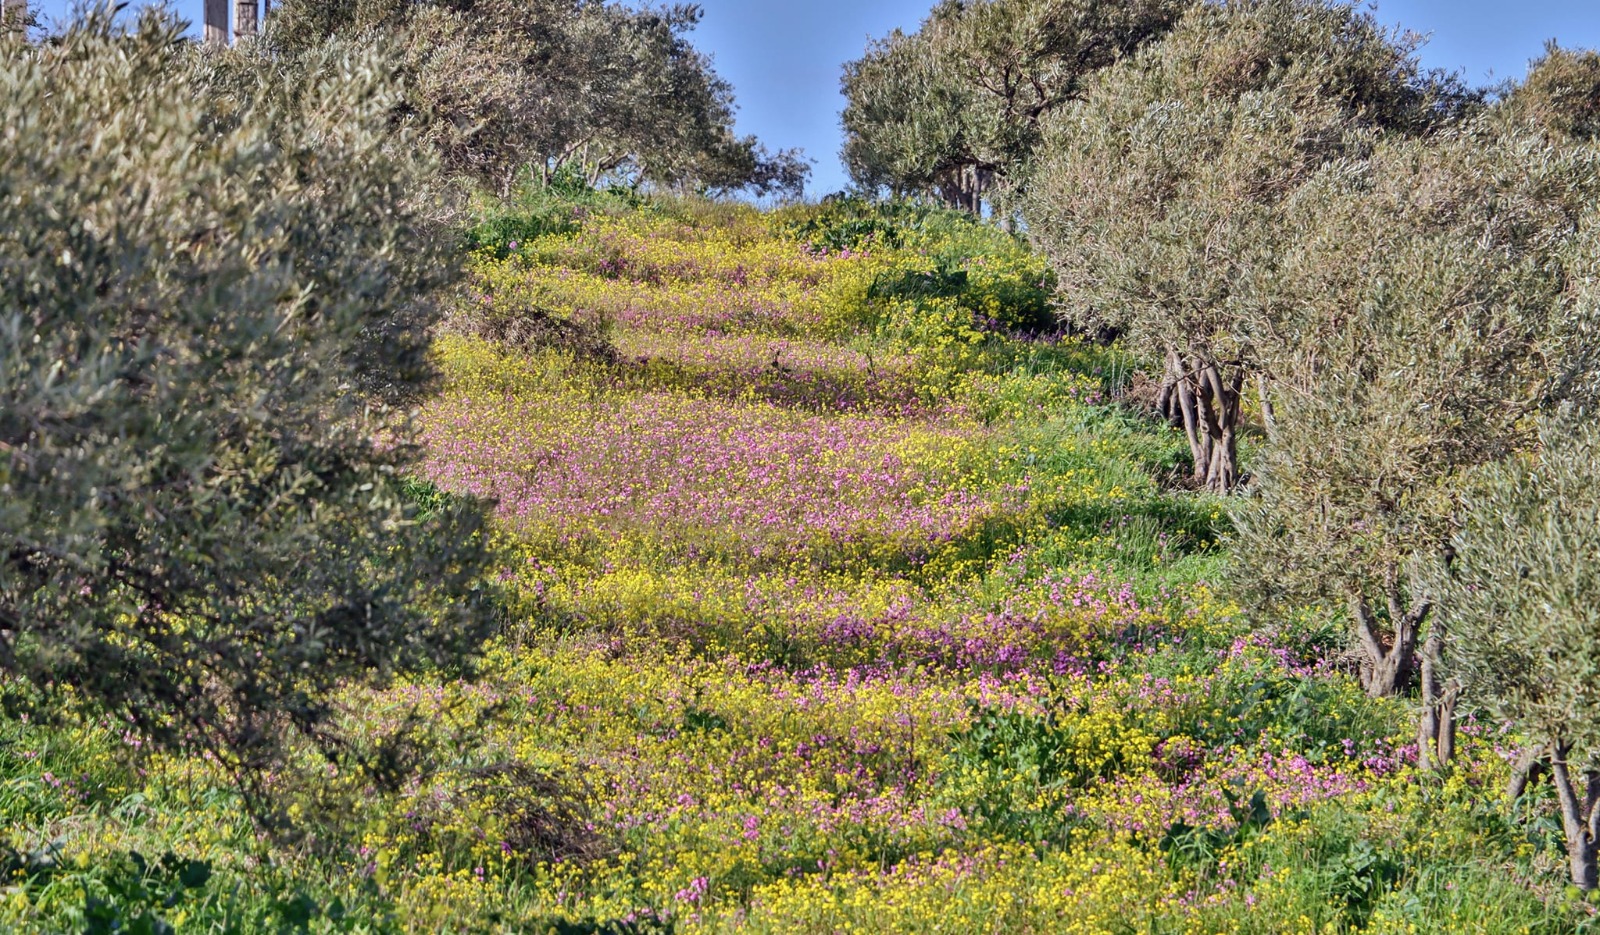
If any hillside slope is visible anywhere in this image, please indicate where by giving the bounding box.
[0,197,1586,933]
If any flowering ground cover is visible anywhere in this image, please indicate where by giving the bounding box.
[1,198,1594,933]
[420,381,999,571]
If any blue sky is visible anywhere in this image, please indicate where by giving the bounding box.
[28,0,1600,196]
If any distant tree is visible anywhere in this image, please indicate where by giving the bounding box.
[1428,416,1600,888]
[1231,125,1600,730]
[840,22,982,208]
[0,10,496,795]
[1023,0,1467,492]
[1506,41,1600,142]
[840,0,1191,211]
[270,0,807,196]
[688,136,812,201]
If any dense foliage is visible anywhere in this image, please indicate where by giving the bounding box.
[1510,41,1600,142]
[0,11,495,789]
[271,0,809,197]
[1232,126,1600,705]
[1437,418,1600,890]
[1023,0,1472,493]
[840,0,1190,210]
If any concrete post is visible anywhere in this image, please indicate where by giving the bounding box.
[234,1,258,41]
[204,0,229,46]
[2,0,25,33]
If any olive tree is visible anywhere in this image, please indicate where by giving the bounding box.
[840,24,972,204]
[1023,0,1459,492]
[840,0,1190,211]
[1428,416,1600,888]
[1507,41,1600,143]
[271,0,807,196]
[1231,126,1600,743]
[0,10,496,793]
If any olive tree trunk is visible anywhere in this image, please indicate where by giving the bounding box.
[1551,741,1600,889]
[1349,571,1429,698]
[935,164,994,216]
[1505,742,1600,890]
[1163,349,1243,493]
[204,0,228,46]
[1416,623,1457,771]
[1508,742,1550,804]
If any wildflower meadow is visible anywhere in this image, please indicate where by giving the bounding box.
[3,189,1594,933]
[12,0,1600,931]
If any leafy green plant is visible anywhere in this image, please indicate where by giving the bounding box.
[939,700,1127,846]
[465,167,648,257]
[82,851,214,935]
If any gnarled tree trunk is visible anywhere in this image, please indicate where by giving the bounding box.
[1196,360,1242,491]
[1508,742,1549,804]
[934,164,994,216]
[1349,571,1428,698]
[1163,348,1244,493]
[1551,740,1600,889]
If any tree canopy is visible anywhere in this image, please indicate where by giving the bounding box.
[1507,41,1600,142]
[0,9,497,792]
[1231,124,1600,707]
[1431,416,1600,888]
[840,0,1191,210]
[272,0,810,197]
[1022,0,1468,492]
